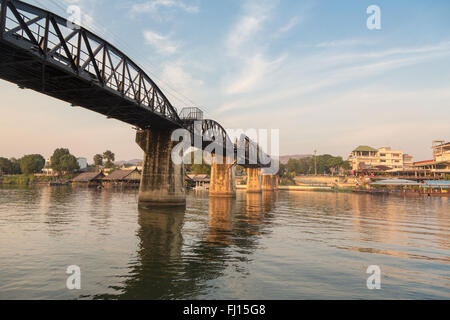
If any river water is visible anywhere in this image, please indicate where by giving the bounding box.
[0,186,448,300]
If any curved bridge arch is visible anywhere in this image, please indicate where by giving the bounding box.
[0,0,181,128]
[0,0,273,169]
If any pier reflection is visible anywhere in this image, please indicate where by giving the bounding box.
[207,197,233,246]
[94,191,278,299]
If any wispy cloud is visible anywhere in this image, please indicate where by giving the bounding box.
[278,16,301,34]
[130,0,199,15]
[225,53,287,95]
[223,0,287,95]
[226,0,273,56]
[143,30,178,54]
[217,42,450,114]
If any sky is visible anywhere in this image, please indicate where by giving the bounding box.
[1,0,450,163]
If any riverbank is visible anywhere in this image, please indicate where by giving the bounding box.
[0,174,75,186]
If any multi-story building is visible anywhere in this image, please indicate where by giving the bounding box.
[432,140,450,162]
[348,146,378,171]
[403,154,414,170]
[377,147,404,169]
[414,140,450,177]
[348,146,407,172]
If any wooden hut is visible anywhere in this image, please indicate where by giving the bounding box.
[102,168,141,188]
[72,171,105,187]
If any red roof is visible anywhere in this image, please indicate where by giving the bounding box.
[414,160,434,165]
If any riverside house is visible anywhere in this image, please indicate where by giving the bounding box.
[72,172,105,187]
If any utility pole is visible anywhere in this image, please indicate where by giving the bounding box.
[314,150,317,175]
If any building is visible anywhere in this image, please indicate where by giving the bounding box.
[102,169,141,188]
[42,159,55,176]
[432,140,450,162]
[77,158,88,171]
[403,154,414,170]
[413,140,450,177]
[72,172,105,187]
[348,146,378,171]
[186,174,210,190]
[348,146,407,172]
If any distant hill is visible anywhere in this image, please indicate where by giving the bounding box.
[115,159,142,166]
[279,154,312,165]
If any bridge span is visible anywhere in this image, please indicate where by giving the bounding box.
[0,0,278,207]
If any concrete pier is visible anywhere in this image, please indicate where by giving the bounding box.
[136,129,186,208]
[247,168,262,193]
[273,175,279,190]
[209,155,236,197]
[262,175,275,192]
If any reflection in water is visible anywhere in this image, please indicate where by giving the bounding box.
[0,187,448,299]
[95,207,187,299]
[208,198,233,246]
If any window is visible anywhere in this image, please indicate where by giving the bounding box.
[380,153,386,157]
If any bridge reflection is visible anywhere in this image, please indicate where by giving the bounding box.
[92,191,277,299]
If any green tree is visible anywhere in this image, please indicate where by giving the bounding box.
[59,154,80,173]
[103,150,115,168]
[19,154,45,175]
[10,158,22,174]
[93,154,103,167]
[0,157,13,175]
[51,148,79,175]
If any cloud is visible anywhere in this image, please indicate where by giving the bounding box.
[143,30,178,54]
[160,61,204,102]
[130,0,199,15]
[226,1,273,56]
[225,53,287,95]
[222,1,287,95]
[217,42,450,114]
[278,16,301,34]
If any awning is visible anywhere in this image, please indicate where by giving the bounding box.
[423,180,450,188]
[370,179,425,186]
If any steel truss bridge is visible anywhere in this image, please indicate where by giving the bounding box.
[0,0,272,168]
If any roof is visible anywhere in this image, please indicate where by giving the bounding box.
[414,160,450,167]
[72,172,104,182]
[424,180,450,188]
[186,174,210,182]
[353,145,378,152]
[371,179,424,186]
[103,169,140,181]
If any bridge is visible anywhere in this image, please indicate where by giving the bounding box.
[0,0,279,207]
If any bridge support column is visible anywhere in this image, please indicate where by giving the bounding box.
[273,175,279,190]
[262,175,275,192]
[136,129,186,208]
[209,155,236,198]
[247,168,262,193]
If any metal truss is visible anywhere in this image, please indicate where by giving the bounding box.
[0,0,272,168]
[0,0,180,127]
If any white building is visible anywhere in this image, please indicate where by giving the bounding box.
[77,158,88,171]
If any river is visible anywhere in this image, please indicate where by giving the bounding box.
[0,186,448,299]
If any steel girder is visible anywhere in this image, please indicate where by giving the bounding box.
[0,0,272,168]
[0,0,180,128]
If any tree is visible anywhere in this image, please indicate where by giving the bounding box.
[93,154,103,167]
[59,154,80,173]
[20,154,45,175]
[0,157,13,175]
[103,150,115,168]
[51,148,79,175]
[10,158,22,174]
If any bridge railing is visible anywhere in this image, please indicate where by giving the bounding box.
[0,0,181,125]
